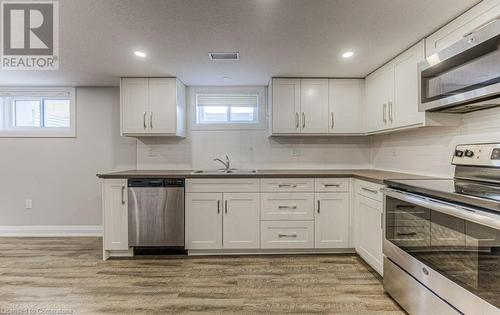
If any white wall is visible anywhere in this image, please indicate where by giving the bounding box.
[0,87,136,226]
[370,108,500,177]
[137,86,371,170]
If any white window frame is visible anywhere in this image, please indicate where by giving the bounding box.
[0,87,76,137]
[189,86,267,130]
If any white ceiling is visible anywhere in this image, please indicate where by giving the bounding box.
[0,0,479,86]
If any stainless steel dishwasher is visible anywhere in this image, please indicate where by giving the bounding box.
[127,178,184,249]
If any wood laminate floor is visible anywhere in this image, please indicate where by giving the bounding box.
[0,237,404,314]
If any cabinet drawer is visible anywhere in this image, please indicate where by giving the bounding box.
[314,178,349,192]
[260,178,313,192]
[260,221,314,249]
[186,178,260,193]
[355,180,384,202]
[260,193,314,221]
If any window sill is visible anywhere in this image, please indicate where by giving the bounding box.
[0,129,76,138]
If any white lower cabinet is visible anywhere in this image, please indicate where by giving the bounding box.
[185,178,354,252]
[260,193,314,221]
[103,179,129,251]
[223,193,260,249]
[314,193,349,248]
[261,221,314,249]
[185,192,223,250]
[354,180,384,275]
[185,192,259,250]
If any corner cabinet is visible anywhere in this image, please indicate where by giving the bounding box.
[364,40,460,134]
[269,78,365,135]
[120,77,186,137]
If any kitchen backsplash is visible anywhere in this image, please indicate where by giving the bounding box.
[137,130,371,170]
[371,107,500,177]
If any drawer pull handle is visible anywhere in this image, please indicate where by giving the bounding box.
[278,205,297,210]
[324,184,340,187]
[362,187,378,194]
[278,184,297,188]
[278,233,297,238]
[396,232,417,237]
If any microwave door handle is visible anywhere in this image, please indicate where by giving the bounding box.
[382,188,500,231]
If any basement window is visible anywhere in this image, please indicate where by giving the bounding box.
[0,87,75,137]
[191,87,266,130]
[196,94,258,124]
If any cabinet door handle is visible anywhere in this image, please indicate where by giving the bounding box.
[331,112,334,129]
[362,187,378,194]
[217,200,220,214]
[149,112,153,129]
[382,104,387,123]
[324,184,340,187]
[278,184,297,188]
[302,112,305,129]
[388,102,393,122]
[380,213,384,230]
[278,233,297,238]
[317,200,321,213]
[143,112,147,129]
[121,186,126,205]
[278,205,297,210]
[295,112,299,129]
[225,200,228,214]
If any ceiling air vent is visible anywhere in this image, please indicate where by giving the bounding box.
[208,52,239,60]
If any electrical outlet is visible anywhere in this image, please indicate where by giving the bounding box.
[291,148,301,157]
[25,199,32,209]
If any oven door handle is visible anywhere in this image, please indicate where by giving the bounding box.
[381,188,500,231]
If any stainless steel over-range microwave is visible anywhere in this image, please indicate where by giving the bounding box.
[418,19,500,113]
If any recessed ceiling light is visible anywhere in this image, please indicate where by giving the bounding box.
[134,51,147,58]
[342,51,354,58]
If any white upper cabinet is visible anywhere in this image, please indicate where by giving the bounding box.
[364,40,459,134]
[392,41,425,129]
[300,79,329,134]
[270,78,364,135]
[121,78,149,134]
[365,65,391,132]
[148,78,177,134]
[425,0,500,57]
[328,79,364,134]
[120,77,186,137]
[270,79,301,134]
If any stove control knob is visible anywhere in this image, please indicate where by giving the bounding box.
[454,150,464,157]
[464,150,474,158]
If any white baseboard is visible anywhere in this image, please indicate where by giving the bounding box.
[0,225,103,237]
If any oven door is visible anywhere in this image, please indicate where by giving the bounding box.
[383,188,500,314]
[418,19,500,113]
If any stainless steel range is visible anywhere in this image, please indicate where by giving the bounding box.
[382,143,500,315]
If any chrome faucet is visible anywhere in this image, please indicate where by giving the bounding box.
[213,155,231,171]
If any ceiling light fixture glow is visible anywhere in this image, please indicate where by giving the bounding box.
[342,51,354,58]
[134,51,147,58]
